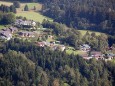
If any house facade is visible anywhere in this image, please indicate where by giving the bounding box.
[18,31,35,37]
[90,51,104,60]
[15,19,36,28]
[80,44,91,52]
[0,31,12,40]
[9,27,18,33]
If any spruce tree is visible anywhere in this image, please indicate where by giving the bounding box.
[10,5,16,13]
[24,5,29,11]
[34,6,36,10]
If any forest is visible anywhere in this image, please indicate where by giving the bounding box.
[0,38,115,86]
[40,0,115,36]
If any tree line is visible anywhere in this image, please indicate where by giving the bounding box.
[0,1,30,13]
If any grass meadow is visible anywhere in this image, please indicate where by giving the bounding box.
[78,30,102,36]
[66,47,87,55]
[16,11,53,23]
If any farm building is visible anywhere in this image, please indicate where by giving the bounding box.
[0,31,12,40]
[15,19,36,28]
[80,44,91,51]
[18,31,35,37]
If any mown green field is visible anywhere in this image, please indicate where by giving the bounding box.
[78,30,102,36]
[46,37,55,42]
[25,3,42,10]
[0,1,42,12]
[18,2,42,11]
[110,59,115,64]
[0,1,42,9]
[0,25,5,29]
[0,1,13,6]
[16,11,53,23]
[66,47,86,55]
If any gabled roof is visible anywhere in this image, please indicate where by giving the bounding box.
[91,51,102,55]
[107,53,115,57]
[9,26,18,31]
[0,30,12,38]
[18,31,34,37]
[15,19,36,26]
[2,28,10,32]
[19,31,33,34]
[82,44,90,48]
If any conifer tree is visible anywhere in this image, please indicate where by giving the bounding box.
[24,5,29,11]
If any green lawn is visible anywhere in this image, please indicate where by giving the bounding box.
[0,1,42,12]
[0,25,5,29]
[0,1,42,9]
[26,3,41,10]
[66,47,86,55]
[64,83,70,86]
[16,11,53,23]
[110,59,115,64]
[19,3,42,11]
[46,37,54,42]
[0,1,13,6]
[78,30,102,36]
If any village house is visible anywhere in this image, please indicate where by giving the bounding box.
[18,31,35,37]
[9,26,18,33]
[104,53,115,60]
[106,47,115,51]
[48,35,54,39]
[2,26,18,33]
[50,41,55,46]
[37,28,47,30]
[15,19,36,28]
[80,51,115,60]
[37,41,51,47]
[0,31,12,40]
[50,45,58,51]
[81,54,93,60]
[2,28,10,32]
[49,45,66,51]
[90,51,104,60]
[57,45,66,51]
[80,44,91,52]
[36,41,66,51]
[80,51,104,60]
[55,41,61,44]
[37,42,46,47]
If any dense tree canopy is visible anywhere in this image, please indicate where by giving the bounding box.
[0,4,16,13]
[24,5,29,11]
[40,0,115,35]
[0,39,115,86]
[13,1,21,8]
[0,12,16,24]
